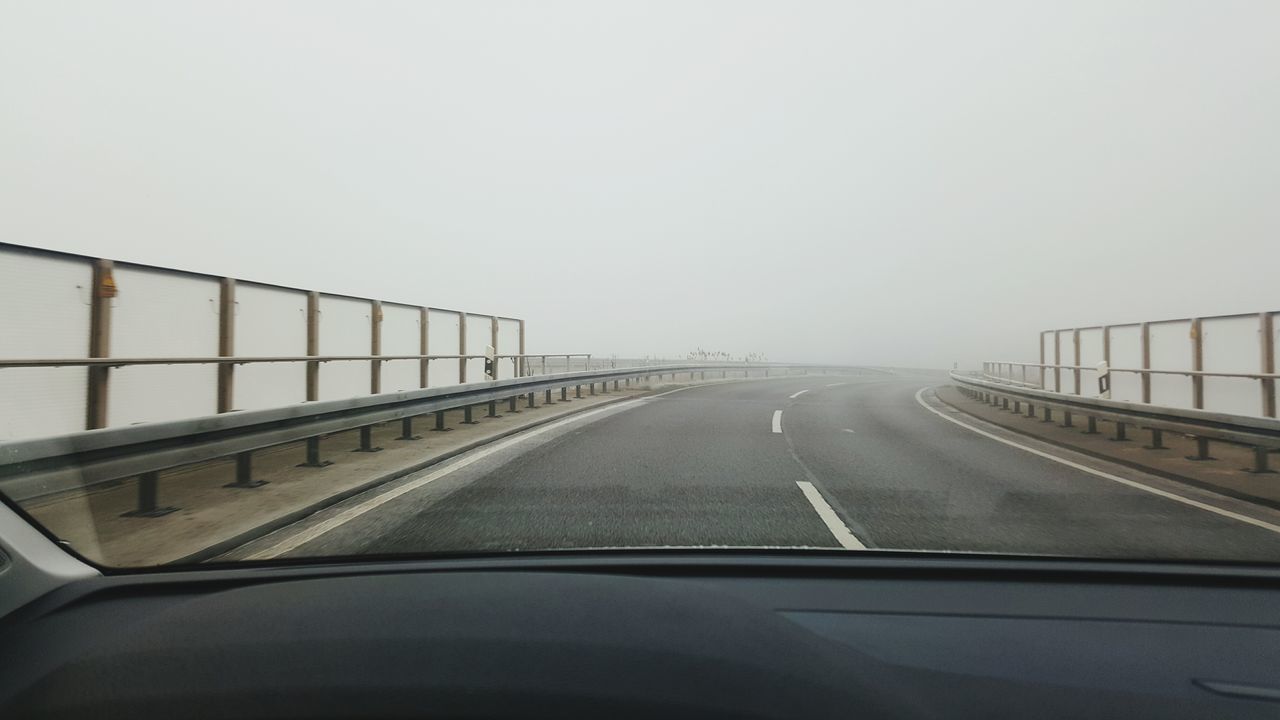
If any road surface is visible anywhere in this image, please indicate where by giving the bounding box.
[239,371,1280,561]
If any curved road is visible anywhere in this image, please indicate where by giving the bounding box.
[239,371,1280,562]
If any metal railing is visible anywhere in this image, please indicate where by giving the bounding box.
[951,372,1280,473]
[0,243,538,431]
[1,351,591,433]
[1031,311,1277,418]
[981,360,1280,418]
[0,362,852,516]
[0,354,590,369]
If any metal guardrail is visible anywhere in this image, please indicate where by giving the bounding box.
[0,362,848,515]
[950,372,1280,473]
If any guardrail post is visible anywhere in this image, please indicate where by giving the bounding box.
[86,259,115,429]
[1190,318,1204,409]
[1024,403,1035,418]
[1012,400,1020,413]
[398,417,420,441]
[562,386,570,401]
[1061,410,1073,428]
[299,437,332,467]
[1041,407,1053,423]
[1145,428,1165,450]
[545,388,553,404]
[589,382,596,395]
[576,384,583,398]
[1083,416,1098,434]
[217,278,235,413]
[526,392,536,408]
[1247,448,1273,474]
[354,426,382,452]
[463,405,477,424]
[226,451,267,488]
[1112,421,1129,442]
[1186,437,1213,461]
[1261,313,1275,418]
[507,396,520,413]
[487,401,500,417]
[121,471,177,517]
[432,410,450,432]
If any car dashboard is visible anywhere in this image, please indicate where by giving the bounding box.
[1,552,1278,719]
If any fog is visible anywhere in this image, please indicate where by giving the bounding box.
[2,1,1277,369]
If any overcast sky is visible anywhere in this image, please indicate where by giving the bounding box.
[2,1,1277,368]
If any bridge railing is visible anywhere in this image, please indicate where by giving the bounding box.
[953,371,1280,473]
[980,360,1280,419]
[0,362,850,518]
[0,242,539,439]
[1024,311,1278,418]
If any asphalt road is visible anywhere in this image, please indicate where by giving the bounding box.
[250,371,1280,562]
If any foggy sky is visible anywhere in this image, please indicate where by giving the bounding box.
[2,1,1277,369]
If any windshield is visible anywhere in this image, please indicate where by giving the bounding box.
[2,1,1279,569]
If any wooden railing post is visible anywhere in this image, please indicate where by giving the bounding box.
[306,292,320,402]
[217,278,235,413]
[419,307,429,389]
[458,313,467,383]
[370,300,382,394]
[86,259,115,429]
[1190,318,1204,409]
[1261,312,1276,418]
[1140,322,1152,403]
[1072,328,1081,395]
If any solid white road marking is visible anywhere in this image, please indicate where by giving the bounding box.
[842,429,856,434]
[796,481,866,549]
[772,410,783,433]
[789,389,810,399]
[914,387,1280,536]
[246,392,681,560]
[825,383,846,388]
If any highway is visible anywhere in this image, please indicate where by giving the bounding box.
[241,371,1280,562]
